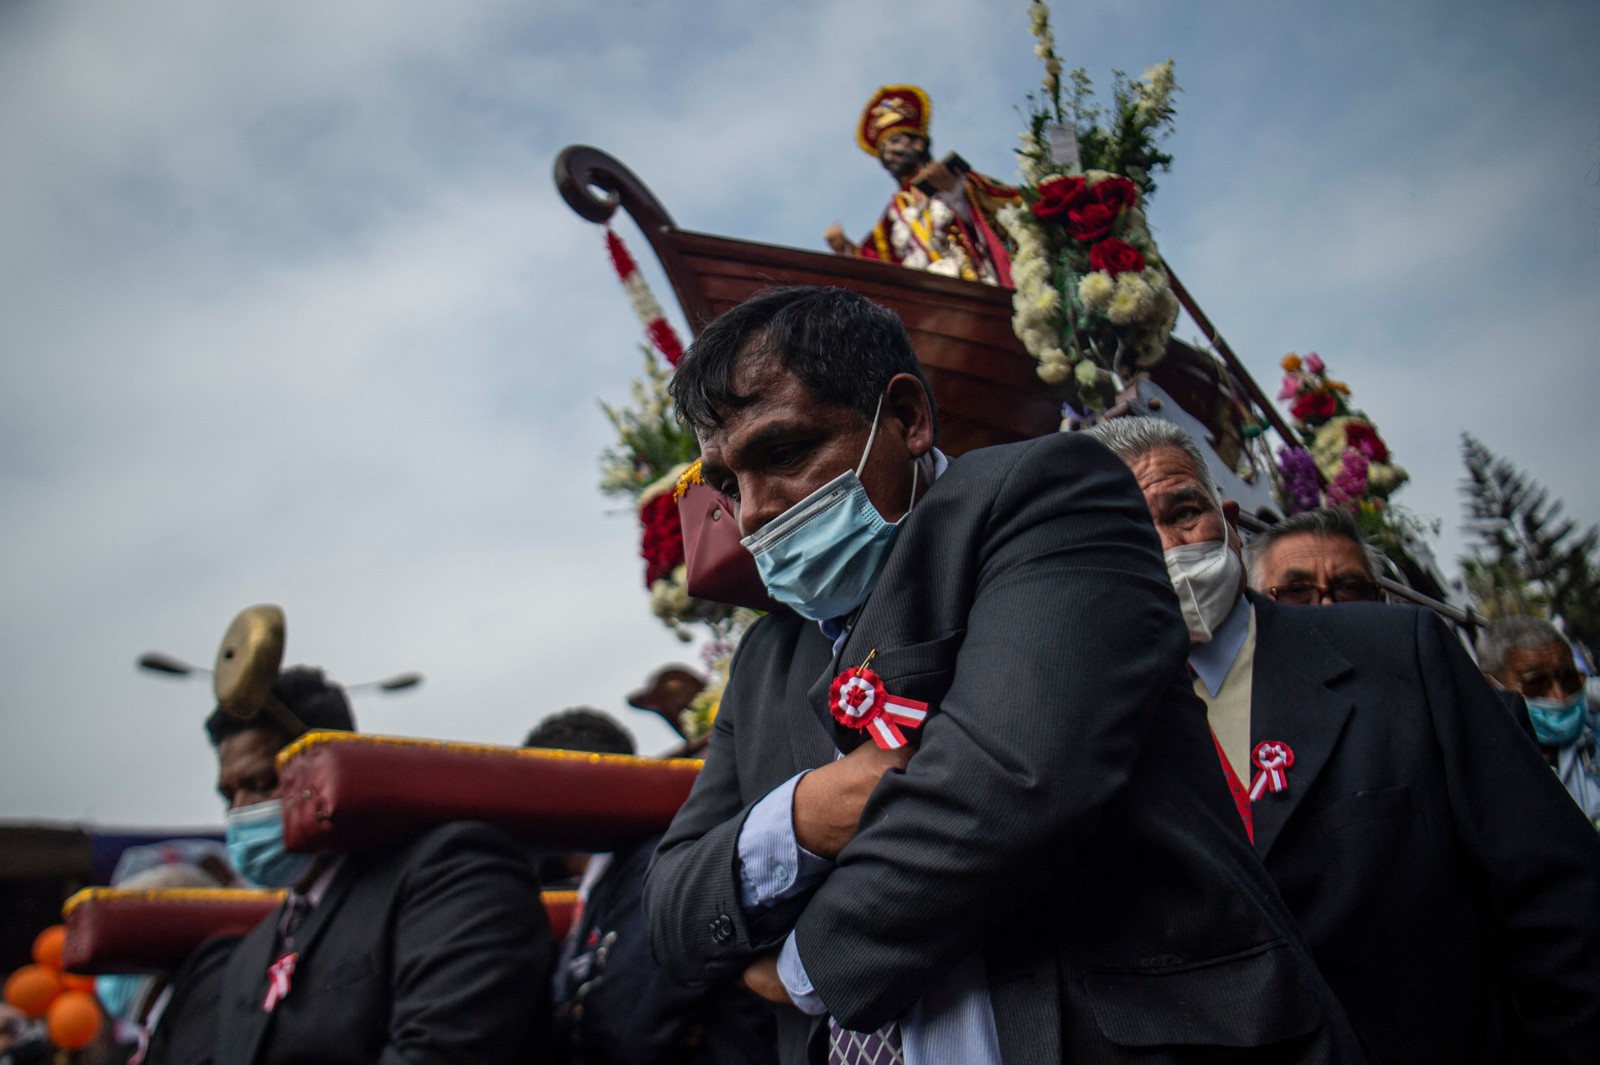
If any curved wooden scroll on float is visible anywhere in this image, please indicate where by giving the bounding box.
[555,145,1065,457]
[62,887,581,974]
[276,732,701,855]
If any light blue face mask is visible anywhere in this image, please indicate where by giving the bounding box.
[741,395,920,622]
[95,973,150,1022]
[225,798,314,888]
[1526,689,1589,747]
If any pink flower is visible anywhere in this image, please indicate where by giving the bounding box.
[1277,374,1301,401]
[1304,352,1325,375]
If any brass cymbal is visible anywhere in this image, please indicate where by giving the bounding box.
[213,605,285,720]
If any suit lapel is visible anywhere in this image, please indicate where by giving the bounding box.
[792,625,845,768]
[1248,596,1356,859]
[282,859,354,963]
[236,860,356,1065]
[231,905,283,1065]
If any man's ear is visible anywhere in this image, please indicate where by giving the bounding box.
[884,373,934,458]
[1221,498,1244,553]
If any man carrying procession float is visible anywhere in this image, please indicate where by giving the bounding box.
[9,4,1600,1065]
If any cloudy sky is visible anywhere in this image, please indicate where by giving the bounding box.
[3,0,1596,828]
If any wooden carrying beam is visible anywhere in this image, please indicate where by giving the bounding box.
[62,887,580,974]
[62,888,283,973]
[275,732,702,854]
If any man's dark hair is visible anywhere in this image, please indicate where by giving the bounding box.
[524,707,636,756]
[203,665,356,749]
[668,286,936,438]
[1242,506,1386,587]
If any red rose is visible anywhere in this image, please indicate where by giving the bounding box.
[639,492,684,587]
[1290,391,1337,423]
[1088,238,1147,277]
[1091,176,1139,212]
[1344,421,1390,463]
[1065,202,1115,242]
[1030,175,1089,221]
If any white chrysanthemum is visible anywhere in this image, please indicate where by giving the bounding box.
[1114,271,1152,298]
[1108,288,1146,325]
[1012,255,1050,289]
[1037,359,1070,385]
[1075,359,1101,389]
[1078,272,1116,310]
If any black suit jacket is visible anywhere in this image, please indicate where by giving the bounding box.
[558,834,776,1065]
[216,821,554,1065]
[144,935,239,1065]
[1246,595,1600,1064]
[646,434,1365,1065]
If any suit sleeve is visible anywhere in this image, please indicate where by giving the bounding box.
[143,935,238,1065]
[380,823,556,1065]
[796,434,1193,1030]
[645,615,807,985]
[574,843,727,1064]
[1418,610,1600,1059]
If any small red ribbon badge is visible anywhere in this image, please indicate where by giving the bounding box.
[828,651,928,751]
[263,951,298,1012]
[1247,740,1295,801]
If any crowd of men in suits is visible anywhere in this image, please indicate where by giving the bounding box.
[77,285,1600,1065]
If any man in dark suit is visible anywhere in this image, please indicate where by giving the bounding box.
[525,708,776,1065]
[1093,416,1600,1064]
[207,667,555,1065]
[645,286,1365,1065]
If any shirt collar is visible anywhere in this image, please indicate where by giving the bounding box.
[1187,595,1251,698]
[821,447,948,647]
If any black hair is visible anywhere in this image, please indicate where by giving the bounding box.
[203,665,356,749]
[1241,505,1386,587]
[668,286,936,438]
[523,707,636,756]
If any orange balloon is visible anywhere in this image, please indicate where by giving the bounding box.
[4,964,63,1019]
[46,989,103,1051]
[31,925,65,970]
[60,973,96,992]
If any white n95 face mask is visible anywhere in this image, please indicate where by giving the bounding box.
[1164,539,1242,644]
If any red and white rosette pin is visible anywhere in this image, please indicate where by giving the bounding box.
[828,659,928,751]
[262,951,298,1012]
[1247,740,1295,802]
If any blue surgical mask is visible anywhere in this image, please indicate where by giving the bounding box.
[225,799,314,888]
[741,395,920,622]
[95,973,150,1022]
[1525,689,1589,747]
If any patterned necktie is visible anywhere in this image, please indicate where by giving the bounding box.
[278,893,312,949]
[828,1018,904,1065]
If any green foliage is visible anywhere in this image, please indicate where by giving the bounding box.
[1459,433,1600,662]
[1018,3,1179,198]
[1069,69,1177,197]
[598,345,699,500]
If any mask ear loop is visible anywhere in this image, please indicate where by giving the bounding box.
[854,392,887,479]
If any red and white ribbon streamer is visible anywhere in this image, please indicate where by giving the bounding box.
[262,951,298,1012]
[1247,740,1295,801]
[605,228,684,366]
[828,666,928,750]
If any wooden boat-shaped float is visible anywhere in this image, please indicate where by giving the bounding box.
[555,145,1283,469]
[555,145,1462,610]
